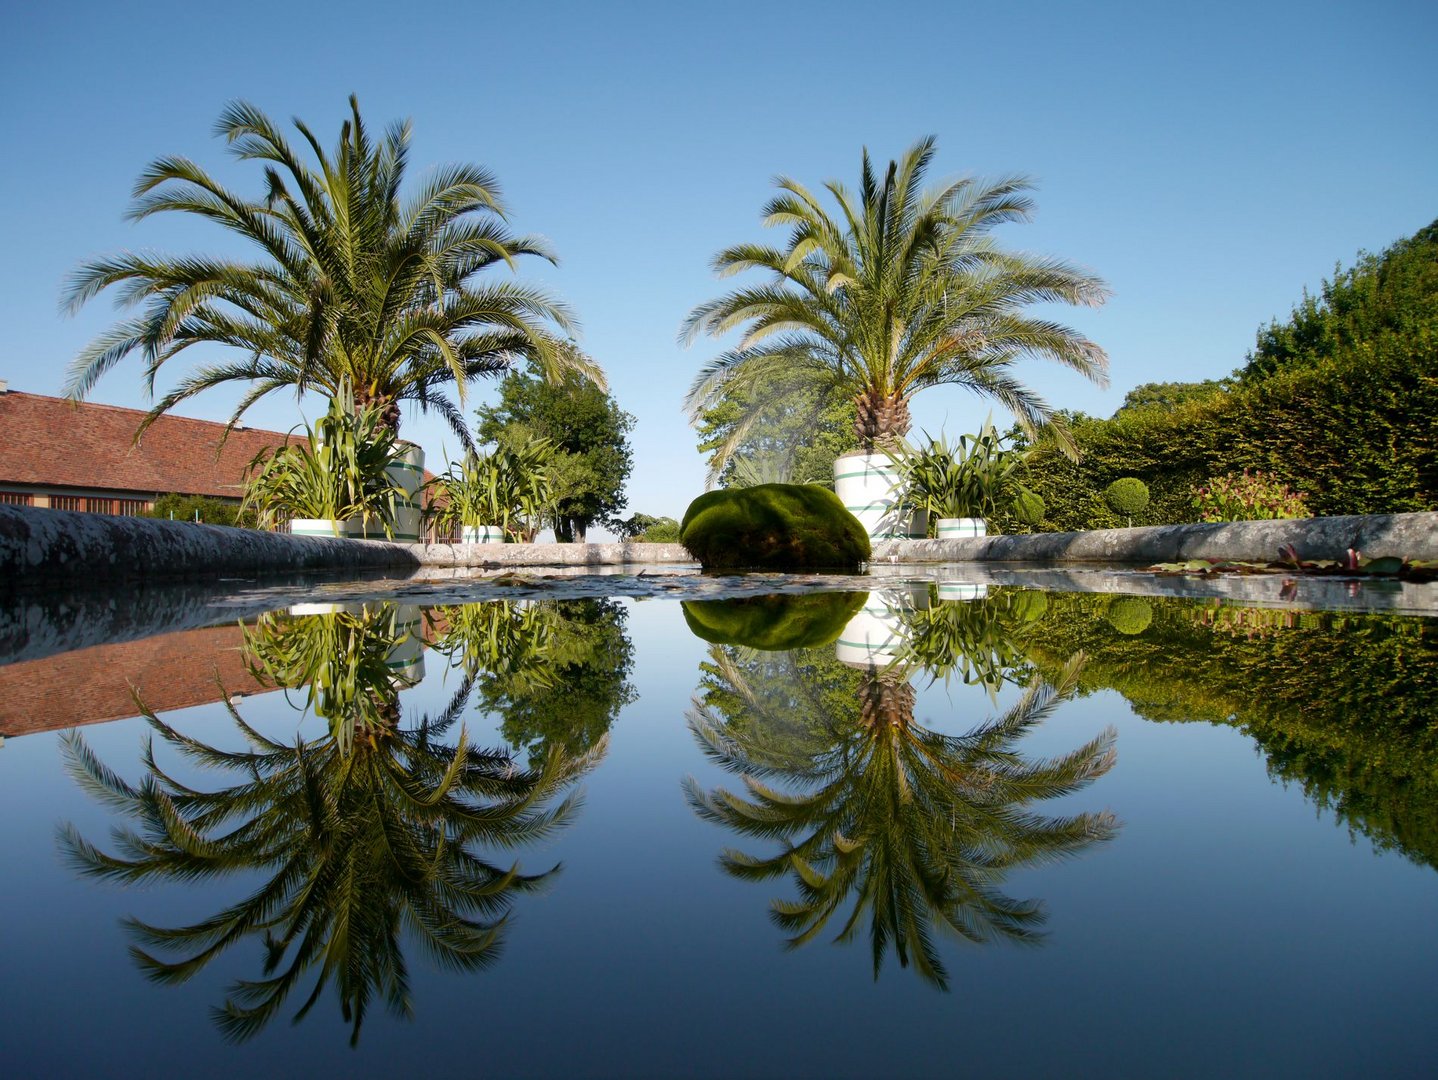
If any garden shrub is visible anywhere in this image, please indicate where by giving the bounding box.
[1106,597,1154,635]
[679,484,871,570]
[1192,470,1311,521]
[1104,478,1151,523]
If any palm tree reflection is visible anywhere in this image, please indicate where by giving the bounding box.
[60,603,601,1044]
[687,623,1116,990]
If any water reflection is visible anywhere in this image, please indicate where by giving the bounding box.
[433,598,637,764]
[1020,593,1438,869]
[59,601,603,1045]
[683,591,1118,989]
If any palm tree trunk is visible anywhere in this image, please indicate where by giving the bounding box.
[853,389,911,449]
[354,388,402,435]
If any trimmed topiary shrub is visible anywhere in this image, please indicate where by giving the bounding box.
[1104,477,1150,526]
[1106,597,1154,636]
[681,592,867,650]
[679,484,871,570]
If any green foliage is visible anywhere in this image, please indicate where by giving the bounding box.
[241,389,405,532]
[471,599,637,766]
[680,483,871,570]
[140,493,256,528]
[1105,597,1153,635]
[693,370,860,488]
[617,513,681,542]
[683,137,1108,465]
[681,593,866,651]
[1021,593,1438,870]
[59,604,599,1044]
[1117,380,1230,413]
[1243,220,1438,383]
[426,436,553,537]
[685,649,1117,989]
[897,421,1035,522]
[476,369,634,541]
[1192,470,1310,522]
[1019,220,1438,529]
[64,96,598,443]
[1103,477,1150,519]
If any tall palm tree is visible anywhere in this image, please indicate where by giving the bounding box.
[682,137,1108,468]
[64,96,602,445]
[686,649,1117,989]
[59,649,602,1044]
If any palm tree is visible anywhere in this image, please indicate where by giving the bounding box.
[682,137,1108,468]
[59,643,602,1044]
[64,96,602,445]
[685,649,1117,989]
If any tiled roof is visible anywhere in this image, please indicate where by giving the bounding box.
[0,623,271,738]
[0,391,302,499]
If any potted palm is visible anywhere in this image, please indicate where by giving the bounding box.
[427,437,552,544]
[897,422,1036,542]
[242,388,406,538]
[683,138,1108,540]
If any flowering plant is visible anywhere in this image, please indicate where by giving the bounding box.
[1192,471,1310,522]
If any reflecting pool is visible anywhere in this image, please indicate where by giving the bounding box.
[2,580,1436,1077]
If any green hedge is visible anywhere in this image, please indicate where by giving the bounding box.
[1021,219,1438,531]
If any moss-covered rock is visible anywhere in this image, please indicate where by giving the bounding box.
[679,484,871,571]
[682,592,866,651]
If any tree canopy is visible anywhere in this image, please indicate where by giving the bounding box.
[64,96,599,442]
[683,137,1108,468]
[475,369,635,541]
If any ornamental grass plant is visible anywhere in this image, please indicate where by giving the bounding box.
[241,386,405,535]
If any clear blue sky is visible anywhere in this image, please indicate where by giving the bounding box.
[3,0,1434,522]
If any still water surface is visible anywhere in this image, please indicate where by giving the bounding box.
[1,585,1436,1077]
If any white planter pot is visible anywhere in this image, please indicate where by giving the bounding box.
[936,517,987,539]
[387,442,425,543]
[384,604,426,684]
[834,586,929,668]
[461,525,505,544]
[287,601,365,616]
[937,581,989,602]
[290,517,348,537]
[833,452,928,539]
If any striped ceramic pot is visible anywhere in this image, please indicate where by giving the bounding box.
[290,518,347,538]
[461,525,505,544]
[387,442,425,543]
[834,586,930,668]
[936,516,987,539]
[832,452,927,539]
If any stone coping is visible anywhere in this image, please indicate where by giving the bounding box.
[872,511,1438,564]
[5,505,1436,595]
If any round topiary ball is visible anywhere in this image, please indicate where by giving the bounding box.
[680,484,872,571]
[1106,597,1153,635]
[1011,489,1046,527]
[1104,477,1150,519]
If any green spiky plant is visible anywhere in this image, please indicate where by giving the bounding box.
[895,421,1037,523]
[685,650,1117,990]
[425,436,553,539]
[64,96,602,445]
[899,587,1046,697]
[240,384,406,535]
[682,137,1108,473]
[59,659,602,1045]
[428,601,558,696]
[242,604,416,748]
